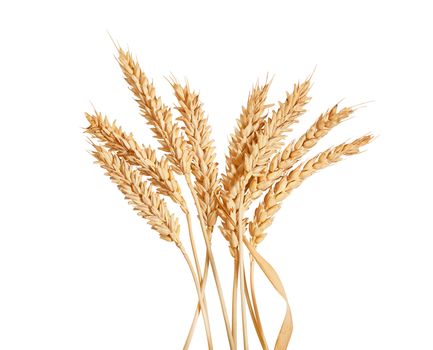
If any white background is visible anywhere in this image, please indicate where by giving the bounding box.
[0,1,432,349]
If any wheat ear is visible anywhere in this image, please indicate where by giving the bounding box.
[85,111,187,213]
[243,78,312,203]
[218,81,271,256]
[116,47,192,174]
[237,180,249,350]
[222,80,272,192]
[171,80,219,234]
[90,144,180,242]
[242,78,312,179]
[249,135,373,245]
[247,104,354,203]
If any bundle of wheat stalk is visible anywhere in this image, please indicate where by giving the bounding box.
[85,43,372,350]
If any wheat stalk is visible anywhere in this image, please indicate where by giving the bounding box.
[249,135,373,245]
[169,80,225,348]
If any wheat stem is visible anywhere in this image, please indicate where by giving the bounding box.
[217,193,267,348]
[243,264,268,349]
[186,175,235,350]
[178,243,213,350]
[250,258,268,349]
[232,256,239,348]
[185,210,212,347]
[183,253,210,349]
[237,181,249,350]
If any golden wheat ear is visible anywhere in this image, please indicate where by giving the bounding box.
[216,80,272,255]
[249,134,373,245]
[247,103,355,203]
[115,47,192,175]
[170,79,219,234]
[90,143,181,243]
[222,80,273,191]
[85,111,188,213]
[253,77,312,163]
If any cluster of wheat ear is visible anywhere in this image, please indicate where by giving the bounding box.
[85,43,372,350]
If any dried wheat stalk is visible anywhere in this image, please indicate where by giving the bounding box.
[86,43,373,350]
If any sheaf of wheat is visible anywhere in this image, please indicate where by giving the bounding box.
[85,43,373,350]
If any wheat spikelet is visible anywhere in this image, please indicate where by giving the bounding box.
[249,135,373,245]
[116,47,192,174]
[170,80,219,233]
[247,104,353,204]
[91,144,181,243]
[85,111,187,213]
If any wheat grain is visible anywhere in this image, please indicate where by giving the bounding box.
[171,80,219,233]
[249,135,373,245]
[116,47,192,175]
[91,144,181,243]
